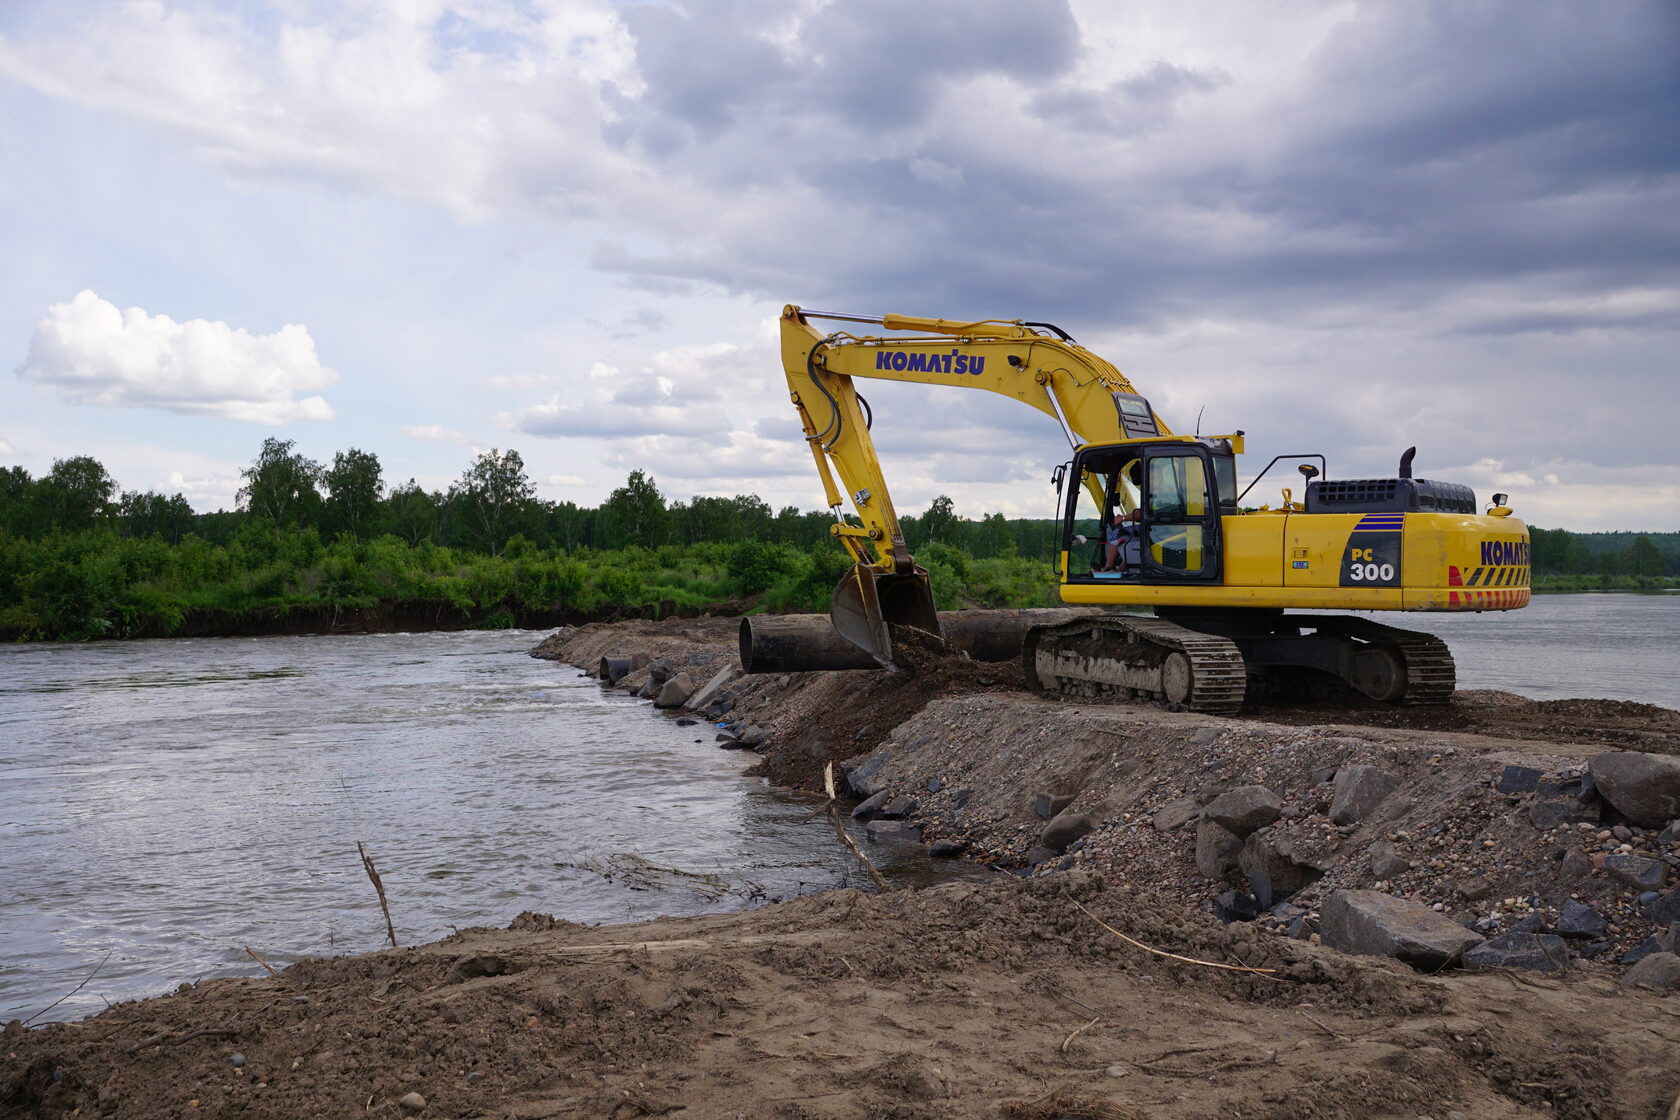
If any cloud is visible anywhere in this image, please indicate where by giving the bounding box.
[6,2,1671,329]
[401,424,469,443]
[1029,61,1227,136]
[503,340,757,439]
[0,437,18,458]
[586,306,671,340]
[16,291,337,424]
[2,0,1676,528]
[600,428,812,496]
[161,468,242,510]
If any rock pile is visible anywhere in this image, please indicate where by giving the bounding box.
[532,622,1680,985]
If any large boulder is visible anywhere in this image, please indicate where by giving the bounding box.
[882,795,920,820]
[1201,786,1284,836]
[1320,890,1484,969]
[1464,932,1571,973]
[1643,886,1680,927]
[1496,765,1543,794]
[850,791,892,821]
[865,820,921,844]
[844,751,894,797]
[1625,952,1680,990]
[1034,793,1076,820]
[1041,811,1098,853]
[1588,751,1680,827]
[654,672,696,708]
[1603,854,1668,892]
[1195,818,1243,881]
[1556,900,1607,939]
[1238,832,1321,905]
[1369,840,1412,880]
[1152,798,1201,832]
[685,665,740,712]
[1330,766,1402,825]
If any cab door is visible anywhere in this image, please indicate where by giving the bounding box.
[1140,447,1223,583]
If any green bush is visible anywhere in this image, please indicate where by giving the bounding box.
[0,523,1114,641]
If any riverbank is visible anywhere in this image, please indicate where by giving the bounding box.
[7,616,1680,1119]
[540,618,1680,959]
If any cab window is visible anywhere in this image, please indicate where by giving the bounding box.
[1066,471,1103,577]
[1147,456,1210,518]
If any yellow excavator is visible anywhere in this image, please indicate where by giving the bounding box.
[779,305,1531,713]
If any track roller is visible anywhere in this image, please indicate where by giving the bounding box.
[1023,615,1247,713]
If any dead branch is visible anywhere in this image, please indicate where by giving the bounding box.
[1138,1049,1279,1079]
[124,1027,242,1055]
[358,841,399,949]
[24,950,113,1025]
[1299,1009,1340,1039]
[244,946,280,979]
[822,763,888,891]
[1060,1016,1103,1054]
[1071,900,1278,977]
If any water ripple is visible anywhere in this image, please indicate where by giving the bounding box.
[0,631,970,1024]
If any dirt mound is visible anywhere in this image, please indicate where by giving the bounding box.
[8,873,1676,1120]
[1243,690,1680,753]
[747,654,1025,788]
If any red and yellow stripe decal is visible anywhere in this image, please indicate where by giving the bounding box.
[1446,565,1530,608]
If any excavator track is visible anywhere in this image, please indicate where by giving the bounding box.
[1023,615,1248,714]
[1302,616,1456,706]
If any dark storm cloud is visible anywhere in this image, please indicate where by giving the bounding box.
[598,0,1679,336]
[613,0,796,135]
[606,0,1079,148]
[792,0,1080,130]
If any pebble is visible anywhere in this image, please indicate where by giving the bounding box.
[399,1091,428,1112]
[1103,1064,1133,1078]
[228,1054,245,1068]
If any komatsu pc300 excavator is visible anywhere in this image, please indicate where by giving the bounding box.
[779,304,1531,713]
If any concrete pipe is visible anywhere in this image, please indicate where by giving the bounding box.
[598,656,632,684]
[739,608,1101,673]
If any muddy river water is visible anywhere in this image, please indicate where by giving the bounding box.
[1,592,1675,1023]
[1,631,972,1024]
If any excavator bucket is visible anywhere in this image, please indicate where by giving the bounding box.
[830,563,945,670]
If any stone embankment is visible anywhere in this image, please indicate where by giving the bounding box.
[536,616,1680,985]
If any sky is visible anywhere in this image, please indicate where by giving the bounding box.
[1,0,1676,532]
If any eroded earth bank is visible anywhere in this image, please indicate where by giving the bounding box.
[6,615,1680,1120]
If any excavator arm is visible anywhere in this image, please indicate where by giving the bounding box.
[780,304,1188,667]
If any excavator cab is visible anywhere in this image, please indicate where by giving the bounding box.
[1060,440,1233,584]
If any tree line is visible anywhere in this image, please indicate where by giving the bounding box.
[0,442,1063,640]
[0,440,1057,559]
[0,442,1674,641]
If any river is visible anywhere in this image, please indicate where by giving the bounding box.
[2,592,1676,1024]
[0,631,971,1025]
